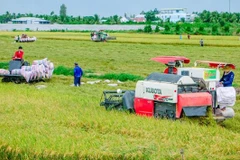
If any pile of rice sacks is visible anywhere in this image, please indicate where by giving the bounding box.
[0,69,10,75]
[0,58,54,82]
[20,58,54,82]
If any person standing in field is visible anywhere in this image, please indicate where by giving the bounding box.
[187,34,191,39]
[200,39,204,47]
[179,34,182,40]
[73,63,83,87]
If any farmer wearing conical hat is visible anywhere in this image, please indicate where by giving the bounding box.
[219,64,234,87]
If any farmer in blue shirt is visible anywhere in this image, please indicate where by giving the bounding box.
[219,64,234,87]
[74,63,83,86]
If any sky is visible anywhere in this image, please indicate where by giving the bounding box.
[0,0,239,17]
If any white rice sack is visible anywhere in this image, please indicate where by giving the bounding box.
[222,107,235,118]
[42,59,48,67]
[45,67,49,74]
[37,71,44,79]
[35,65,40,74]
[32,60,41,65]
[21,66,32,72]
[49,62,54,70]
[48,69,54,78]
[23,71,32,82]
[32,58,47,65]
[20,69,25,77]
[31,65,36,70]
[0,69,10,75]
[38,64,44,74]
[11,69,22,75]
[30,72,37,80]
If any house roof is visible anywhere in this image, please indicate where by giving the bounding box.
[132,17,146,22]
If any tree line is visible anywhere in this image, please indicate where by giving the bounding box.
[0,5,240,35]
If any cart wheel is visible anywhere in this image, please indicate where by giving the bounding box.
[2,77,10,82]
[14,79,21,84]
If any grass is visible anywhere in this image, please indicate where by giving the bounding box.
[0,32,240,159]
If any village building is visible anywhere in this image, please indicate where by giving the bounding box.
[11,17,50,24]
[120,16,131,23]
[156,8,196,22]
[131,14,146,23]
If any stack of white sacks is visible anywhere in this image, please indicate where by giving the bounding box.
[0,69,10,75]
[9,58,54,82]
[22,58,54,82]
[216,86,236,118]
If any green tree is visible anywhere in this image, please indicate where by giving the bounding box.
[199,25,205,32]
[94,14,100,24]
[144,24,152,33]
[185,25,192,33]
[194,17,202,23]
[113,15,120,24]
[223,24,230,33]
[219,18,226,27]
[60,4,67,21]
[155,25,160,33]
[164,24,170,32]
[175,24,181,34]
[145,11,156,22]
[212,24,219,35]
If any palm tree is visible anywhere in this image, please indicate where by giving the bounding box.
[94,14,100,24]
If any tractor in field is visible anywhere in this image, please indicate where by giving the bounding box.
[91,30,116,42]
[100,56,236,121]
[15,34,37,42]
[0,59,30,83]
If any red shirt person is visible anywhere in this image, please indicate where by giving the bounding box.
[13,46,24,60]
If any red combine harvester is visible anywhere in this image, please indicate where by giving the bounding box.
[100,56,236,121]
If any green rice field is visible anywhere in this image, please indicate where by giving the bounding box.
[0,32,240,159]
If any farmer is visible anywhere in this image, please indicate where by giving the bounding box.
[73,62,83,87]
[16,35,20,42]
[200,39,204,47]
[219,64,234,87]
[12,46,24,61]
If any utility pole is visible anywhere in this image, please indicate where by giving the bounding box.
[229,0,231,13]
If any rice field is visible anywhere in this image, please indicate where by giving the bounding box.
[0,31,240,159]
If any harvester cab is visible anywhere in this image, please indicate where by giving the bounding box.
[91,30,116,42]
[151,56,190,74]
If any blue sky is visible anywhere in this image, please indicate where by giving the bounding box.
[0,0,239,17]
